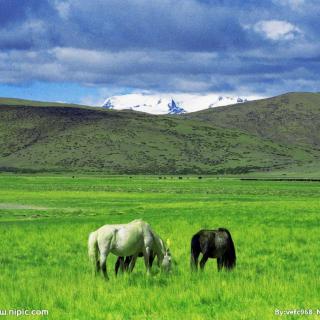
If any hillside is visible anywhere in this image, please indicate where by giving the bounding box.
[187,92,320,149]
[0,95,319,174]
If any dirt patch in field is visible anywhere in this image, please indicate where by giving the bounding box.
[0,203,48,210]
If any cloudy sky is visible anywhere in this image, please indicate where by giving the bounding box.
[0,0,319,105]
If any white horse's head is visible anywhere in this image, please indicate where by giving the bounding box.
[161,249,172,272]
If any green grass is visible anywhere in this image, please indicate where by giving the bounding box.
[0,97,89,109]
[187,92,320,150]
[0,175,319,319]
[1,93,320,175]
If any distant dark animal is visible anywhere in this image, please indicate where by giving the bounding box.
[190,228,236,271]
[115,250,156,275]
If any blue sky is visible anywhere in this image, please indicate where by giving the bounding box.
[0,0,319,105]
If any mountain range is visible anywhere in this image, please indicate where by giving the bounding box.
[0,93,319,175]
[102,93,262,114]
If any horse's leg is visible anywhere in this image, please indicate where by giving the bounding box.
[149,251,155,268]
[217,256,223,271]
[124,256,133,272]
[100,248,110,280]
[199,253,209,270]
[143,246,151,275]
[115,257,124,276]
[192,250,200,271]
[96,259,101,275]
[128,255,138,273]
[120,257,126,273]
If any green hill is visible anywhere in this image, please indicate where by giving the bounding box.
[186,92,320,149]
[0,95,319,175]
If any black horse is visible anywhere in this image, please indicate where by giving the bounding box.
[115,251,156,275]
[190,228,236,271]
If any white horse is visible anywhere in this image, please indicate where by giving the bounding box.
[88,219,171,280]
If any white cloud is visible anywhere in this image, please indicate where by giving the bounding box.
[252,20,302,41]
[80,95,105,107]
[272,0,305,10]
[54,1,71,19]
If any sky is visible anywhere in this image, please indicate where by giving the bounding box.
[0,0,319,105]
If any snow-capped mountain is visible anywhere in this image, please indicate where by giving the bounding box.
[168,99,186,114]
[102,93,263,114]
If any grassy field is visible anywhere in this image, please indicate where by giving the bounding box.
[0,175,319,319]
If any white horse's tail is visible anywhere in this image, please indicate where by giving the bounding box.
[88,231,99,273]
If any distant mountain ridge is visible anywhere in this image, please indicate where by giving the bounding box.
[0,93,319,175]
[102,93,261,114]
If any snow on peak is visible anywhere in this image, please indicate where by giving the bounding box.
[103,100,113,109]
[168,99,186,114]
[102,93,262,114]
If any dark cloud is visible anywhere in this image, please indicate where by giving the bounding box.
[0,0,54,27]
[0,0,319,95]
[50,0,250,52]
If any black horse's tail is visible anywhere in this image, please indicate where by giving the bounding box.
[217,228,236,270]
[190,233,200,271]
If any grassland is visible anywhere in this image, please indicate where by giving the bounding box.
[187,92,320,150]
[1,93,320,175]
[0,174,319,319]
